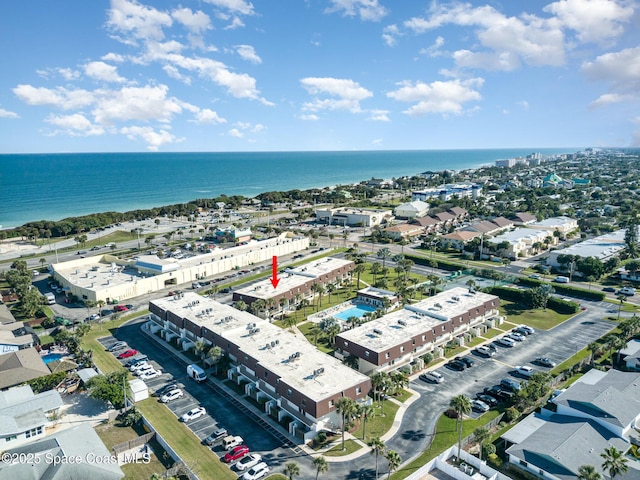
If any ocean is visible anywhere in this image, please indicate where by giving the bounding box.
[0,149,574,228]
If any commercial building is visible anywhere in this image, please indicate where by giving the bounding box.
[528,216,578,236]
[147,292,371,442]
[412,184,481,202]
[545,229,626,268]
[394,200,430,219]
[232,257,354,310]
[315,207,392,227]
[488,228,556,259]
[335,287,500,373]
[504,369,640,480]
[51,233,308,303]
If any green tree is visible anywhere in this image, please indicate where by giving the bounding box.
[284,461,300,480]
[360,404,376,441]
[86,371,128,409]
[600,446,629,479]
[577,465,602,480]
[336,397,358,450]
[312,455,329,480]
[377,247,391,268]
[473,426,490,461]
[369,436,386,480]
[385,449,402,480]
[449,394,472,460]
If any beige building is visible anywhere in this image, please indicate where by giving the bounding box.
[315,207,391,227]
[52,233,309,304]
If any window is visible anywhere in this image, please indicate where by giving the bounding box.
[385,352,390,359]
[365,351,369,357]
[25,426,42,439]
[287,388,292,397]
[442,326,446,331]
[356,387,362,394]
[422,335,426,341]
[301,399,306,407]
[329,399,335,408]
[5,435,17,442]
[400,346,405,352]
[519,460,528,467]
[344,341,349,348]
[264,371,268,378]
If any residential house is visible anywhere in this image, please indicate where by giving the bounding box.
[394,200,430,219]
[0,385,63,449]
[528,216,578,236]
[0,322,39,356]
[441,230,482,250]
[512,212,537,225]
[0,347,50,390]
[383,223,424,241]
[619,339,640,371]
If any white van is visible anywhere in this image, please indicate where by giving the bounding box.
[619,287,636,296]
[44,292,56,305]
[420,371,444,384]
[553,276,570,283]
[187,364,207,383]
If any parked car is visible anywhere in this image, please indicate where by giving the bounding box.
[534,357,556,368]
[125,304,134,310]
[125,355,148,368]
[513,326,532,336]
[455,356,474,368]
[236,453,262,471]
[602,287,616,293]
[475,393,498,407]
[101,309,114,317]
[203,428,228,446]
[85,313,100,321]
[133,364,154,376]
[446,359,466,371]
[507,332,526,342]
[475,346,495,357]
[553,276,570,283]
[483,385,514,402]
[515,365,536,378]
[419,371,444,384]
[130,361,150,373]
[154,382,179,397]
[223,445,249,463]
[528,274,541,279]
[619,287,636,296]
[114,305,129,312]
[107,341,128,352]
[117,349,138,359]
[242,462,269,480]
[181,406,206,422]
[496,336,516,347]
[139,369,162,380]
[223,435,244,450]
[160,388,183,403]
[472,399,490,412]
[500,377,523,391]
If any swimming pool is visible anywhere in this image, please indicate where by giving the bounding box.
[333,304,377,321]
[42,353,64,364]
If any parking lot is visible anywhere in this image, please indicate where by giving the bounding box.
[99,327,296,477]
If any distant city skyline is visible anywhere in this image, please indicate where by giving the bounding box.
[0,0,638,153]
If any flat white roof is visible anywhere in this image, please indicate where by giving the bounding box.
[490,228,550,244]
[550,229,626,260]
[339,287,498,353]
[234,257,352,300]
[152,293,369,401]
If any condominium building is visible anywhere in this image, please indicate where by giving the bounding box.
[335,287,500,373]
[147,293,371,442]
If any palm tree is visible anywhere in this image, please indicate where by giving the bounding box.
[284,461,300,480]
[473,426,489,461]
[577,465,602,480]
[336,397,357,450]
[616,293,627,321]
[354,263,366,289]
[385,449,402,480]
[369,437,386,480]
[360,403,375,440]
[600,446,628,479]
[450,394,472,460]
[312,455,329,480]
[377,247,391,268]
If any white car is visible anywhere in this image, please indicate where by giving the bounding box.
[236,453,262,471]
[139,369,162,380]
[475,346,495,357]
[134,364,154,375]
[242,462,269,480]
[515,366,536,378]
[507,332,526,342]
[160,388,183,403]
[130,361,150,372]
[181,406,206,422]
[471,399,490,412]
[497,336,516,347]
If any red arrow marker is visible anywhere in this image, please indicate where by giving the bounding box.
[270,255,280,289]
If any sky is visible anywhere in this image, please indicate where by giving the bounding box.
[0,0,638,153]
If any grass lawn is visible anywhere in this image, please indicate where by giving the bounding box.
[465,336,486,348]
[391,410,501,480]
[351,399,400,442]
[482,328,504,339]
[324,439,362,457]
[137,398,235,480]
[444,346,467,358]
[550,348,591,376]
[499,301,573,331]
[296,320,334,354]
[265,474,287,480]
[393,389,414,403]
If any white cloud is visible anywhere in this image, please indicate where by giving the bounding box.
[368,109,390,121]
[107,0,173,44]
[13,85,94,110]
[325,0,388,21]
[372,138,383,145]
[582,46,640,106]
[517,100,530,110]
[382,24,400,47]
[299,114,319,121]
[46,113,105,136]
[203,0,255,16]
[404,3,566,70]
[193,108,227,124]
[419,36,446,58]
[84,61,126,83]
[163,64,191,84]
[120,125,180,150]
[228,128,243,138]
[0,108,19,119]
[300,77,373,113]
[91,84,185,124]
[544,0,634,44]
[101,52,126,63]
[235,45,261,64]
[172,7,211,34]
[387,78,484,116]
[57,68,81,80]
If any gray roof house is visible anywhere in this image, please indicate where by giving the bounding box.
[0,384,63,449]
[0,422,124,480]
[620,339,640,371]
[0,347,50,390]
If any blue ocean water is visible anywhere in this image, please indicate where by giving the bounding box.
[0,149,574,228]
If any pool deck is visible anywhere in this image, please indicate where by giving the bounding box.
[308,300,377,323]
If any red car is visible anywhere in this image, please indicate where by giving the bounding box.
[223,445,249,463]
[114,305,129,312]
[117,349,138,359]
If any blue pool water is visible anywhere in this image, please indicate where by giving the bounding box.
[42,353,64,364]
[333,305,377,321]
